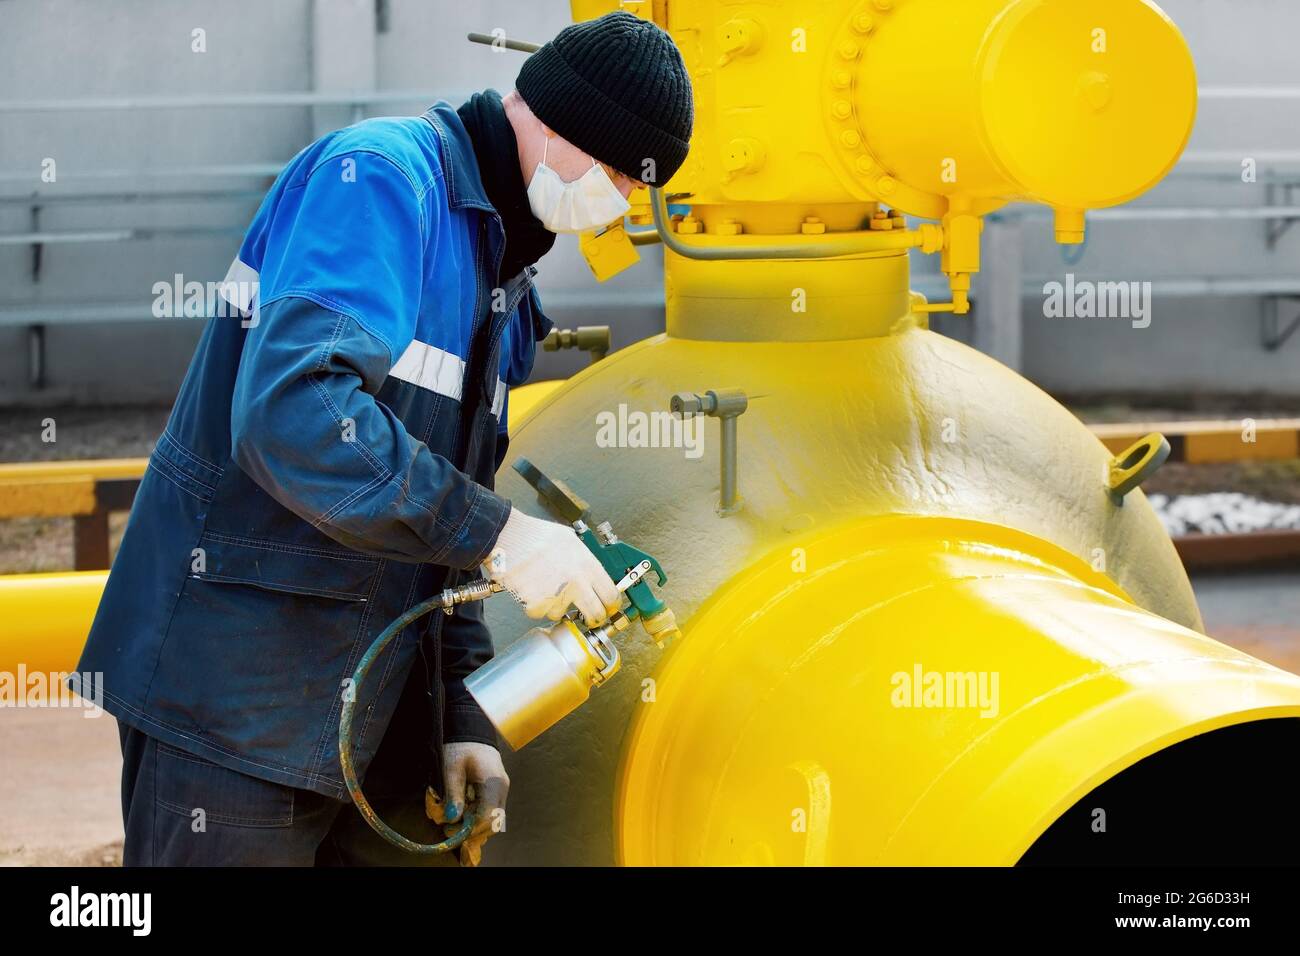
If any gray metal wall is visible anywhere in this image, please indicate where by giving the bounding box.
[1003,0,1300,396]
[0,0,1297,404]
[0,0,662,404]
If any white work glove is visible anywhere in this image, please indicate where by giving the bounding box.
[484,508,621,626]
[436,742,509,867]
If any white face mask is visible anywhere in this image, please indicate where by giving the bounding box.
[526,138,631,234]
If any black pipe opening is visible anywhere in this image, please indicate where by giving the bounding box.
[1019,718,1300,865]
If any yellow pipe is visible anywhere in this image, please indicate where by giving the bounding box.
[0,458,147,481]
[0,476,100,519]
[616,515,1300,865]
[1092,419,1300,462]
[480,321,1224,865]
[0,571,107,674]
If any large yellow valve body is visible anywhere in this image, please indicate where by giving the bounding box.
[484,328,1300,865]
[477,0,1300,866]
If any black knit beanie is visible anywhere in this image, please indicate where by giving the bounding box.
[516,11,693,188]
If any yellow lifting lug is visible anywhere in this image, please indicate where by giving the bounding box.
[1107,432,1172,506]
[579,223,641,282]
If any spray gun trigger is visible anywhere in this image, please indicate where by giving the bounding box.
[614,559,653,593]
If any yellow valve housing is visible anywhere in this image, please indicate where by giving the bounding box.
[608,0,1198,308]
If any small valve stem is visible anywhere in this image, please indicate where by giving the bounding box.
[670,388,749,516]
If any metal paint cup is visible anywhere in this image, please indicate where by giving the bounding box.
[465,617,621,751]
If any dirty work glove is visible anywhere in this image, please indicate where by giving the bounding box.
[429,742,510,867]
[484,508,621,626]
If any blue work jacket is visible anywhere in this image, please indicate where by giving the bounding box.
[75,102,552,800]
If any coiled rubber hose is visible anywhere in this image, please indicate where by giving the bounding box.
[338,594,476,854]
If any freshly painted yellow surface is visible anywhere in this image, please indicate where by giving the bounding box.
[616,515,1300,865]
[507,380,566,433]
[469,0,1271,867]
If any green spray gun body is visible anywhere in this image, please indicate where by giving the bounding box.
[511,456,678,642]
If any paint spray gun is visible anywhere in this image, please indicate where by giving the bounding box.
[463,457,678,750]
[338,457,676,853]
[463,458,678,751]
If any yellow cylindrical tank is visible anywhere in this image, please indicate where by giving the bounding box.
[853,0,1198,221]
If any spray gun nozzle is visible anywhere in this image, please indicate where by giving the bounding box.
[640,607,681,647]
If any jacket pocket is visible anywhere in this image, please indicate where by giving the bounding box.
[188,531,378,601]
[149,533,381,773]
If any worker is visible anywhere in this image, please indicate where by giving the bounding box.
[73,11,693,866]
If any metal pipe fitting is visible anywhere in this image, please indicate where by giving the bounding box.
[670,388,749,515]
[542,325,611,364]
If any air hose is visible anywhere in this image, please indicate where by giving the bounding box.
[338,594,475,854]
